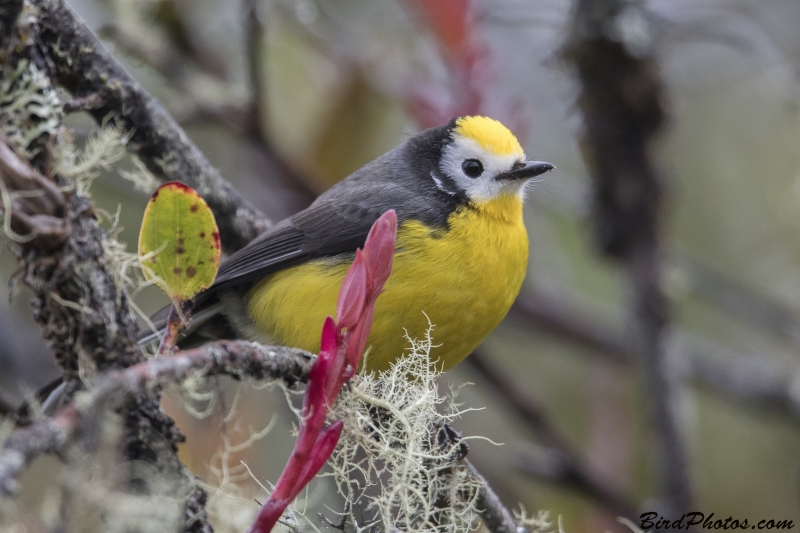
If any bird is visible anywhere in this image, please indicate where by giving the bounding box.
[150,116,553,374]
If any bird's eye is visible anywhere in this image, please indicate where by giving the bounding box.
[462,159,484,178]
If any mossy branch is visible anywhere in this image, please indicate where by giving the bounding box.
[1,5,213,529]
[0,341,312,499]
[0,338,531,533]
[17,0,270,253]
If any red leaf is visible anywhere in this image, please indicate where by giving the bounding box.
[296,421,344,489]
[320,316,338,356]
[346,305,375,369]
[363,210,397,293]
[249,500,286,533]
[296,355,329,451]
[406,0,473,61]
[248,419,344,533]
[336,250,367,329]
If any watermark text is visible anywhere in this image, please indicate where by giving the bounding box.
[640,512,794,531]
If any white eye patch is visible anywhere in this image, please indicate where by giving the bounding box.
[439,136,527,202]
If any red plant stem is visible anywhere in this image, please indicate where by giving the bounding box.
[156,300,192,356]
[248,210,397,533]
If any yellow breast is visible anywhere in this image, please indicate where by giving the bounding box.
[245,195,528,373]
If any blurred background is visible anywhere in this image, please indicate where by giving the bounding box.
[2,0,800,531]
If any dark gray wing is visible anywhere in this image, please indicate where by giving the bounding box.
[210,199,385,289]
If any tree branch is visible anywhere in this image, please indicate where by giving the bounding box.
[509,292,800,419]
[0,141,68,249]
[0,340,313,499]
[1,341,530,533]
[239,0,319,202]
[1,9,215,528]
[0,405,79,496]
[106,0,319,206]
[464,458,522,533]
[510,293,628,365]
[564,0,690,513]
[30,0,270,252]
[684,261,800,348]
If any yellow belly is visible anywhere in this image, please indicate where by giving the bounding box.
[245,195,528,373]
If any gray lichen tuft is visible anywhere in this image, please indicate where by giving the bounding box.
[0,59,62,158]
[52,125,130,195]
[328,327,482,533]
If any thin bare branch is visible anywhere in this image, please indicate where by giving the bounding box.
[243,0,267,140]
[0,406,79,496]
[239,0,320,202]
[0,140,68,250]
[510,293,628,365]
[509,292,800,419]
[464,458,523,533]
[684,261,800,348]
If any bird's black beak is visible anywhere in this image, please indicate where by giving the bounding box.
[497,160,555,181]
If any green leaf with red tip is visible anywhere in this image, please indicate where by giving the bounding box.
[138,182,221,302]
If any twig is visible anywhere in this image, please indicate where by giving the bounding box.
[240,0,320,201]
[510,290,800,419]
[465,351,637,520]
[30,0,270,252]
[61,92,104,114]
[510,293,628,365]
[0,340,313,498]
[682,341,800,417]
[515,446,638,521]
[464,458,522,533]
[99,1,318,213]
[108,0,318,206]
[0,141,68,250]
[684,261,800,348]
[243,0,267,140]
[0,405,79,496]
[101,340,313,394]
[157,301,193,357]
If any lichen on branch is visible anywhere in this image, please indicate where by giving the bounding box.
[328,327,481,533]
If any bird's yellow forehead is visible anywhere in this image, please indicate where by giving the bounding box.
[453,116,524,157]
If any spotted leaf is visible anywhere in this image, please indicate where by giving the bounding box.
[138,182,220,302]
